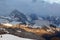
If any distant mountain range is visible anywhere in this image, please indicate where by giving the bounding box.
[9,9,39,25]
[40,15,60,26]
[9,9,60,27]
[0,9,60,27]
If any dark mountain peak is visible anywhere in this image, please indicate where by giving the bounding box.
[10,9,24,17]
[9,9,28,24]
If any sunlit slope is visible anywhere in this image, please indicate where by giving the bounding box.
[0,23,60,36]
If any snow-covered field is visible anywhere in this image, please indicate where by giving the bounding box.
[0,34,33,40]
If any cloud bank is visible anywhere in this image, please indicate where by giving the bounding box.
[44,0,60,4]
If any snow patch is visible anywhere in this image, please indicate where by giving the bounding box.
[0,34,33,40]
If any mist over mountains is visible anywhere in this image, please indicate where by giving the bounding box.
[0,9,60,27]
[0,0,60,27]
[8,9,60,27]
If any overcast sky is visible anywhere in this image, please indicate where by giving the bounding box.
[0,0,60,16]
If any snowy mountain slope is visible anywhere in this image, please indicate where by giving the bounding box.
[0,34,33,40]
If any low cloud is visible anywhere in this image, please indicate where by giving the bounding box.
[44,0,60,4]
